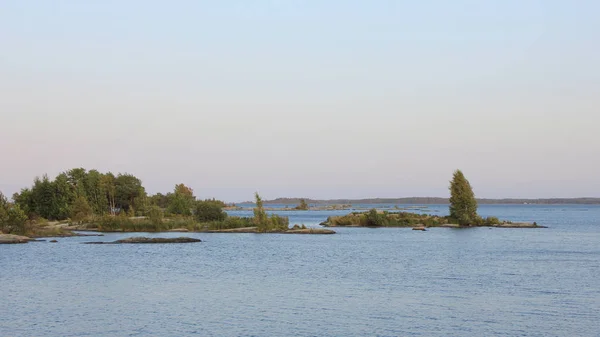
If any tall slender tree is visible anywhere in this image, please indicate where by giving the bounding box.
[449,169,478,226]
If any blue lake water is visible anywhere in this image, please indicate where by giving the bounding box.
[1,204,599,336]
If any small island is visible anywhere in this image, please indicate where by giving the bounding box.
[84,237,202,244]
[320,170,545,229]
[320,210,544,228]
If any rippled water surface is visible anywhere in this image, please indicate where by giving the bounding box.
[1,205,599,336]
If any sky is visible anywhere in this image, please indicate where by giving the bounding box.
[1,1,599,202]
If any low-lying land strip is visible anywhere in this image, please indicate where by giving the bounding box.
[320,210,545,228]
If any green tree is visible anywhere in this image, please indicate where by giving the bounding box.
[195,200,227,222]
[12,188,35,219]
[100,173,117,215]
[67,168,88,198]
[114,173,145,212]
[149,193,171,208]
[449,169,478,226]
[0,192,8,232]
[295,199,309,210]
[166,184,195,215]
[0,192,28,235]
[253,192,268,231]
[31,175,57,220]
[70,196,92,224]
[53,173,76,220]
[84,169,109,215]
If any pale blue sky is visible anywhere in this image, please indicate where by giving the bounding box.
[1,1,599,201]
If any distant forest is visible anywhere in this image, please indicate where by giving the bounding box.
[256,197,600,205]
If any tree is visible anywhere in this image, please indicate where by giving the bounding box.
[166,184,195,215]
[295,199,309,210]
[0,192,27,235]
[53,173,76,220]
[253,192,269,232]
[0,192,9,232]
[31,175,57,220]
[70,196,92,224]
[100,173,117,215]
[12,188,34,219]
[84,169,109,215]
[195,200,227,222]
[449,169,478,226]
[114,173,145,212]
[149,193,171,209]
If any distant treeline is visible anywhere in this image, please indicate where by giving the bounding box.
[259,197,600,205]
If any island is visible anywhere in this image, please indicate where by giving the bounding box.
[2,168,550,243]
[319,210,545,229]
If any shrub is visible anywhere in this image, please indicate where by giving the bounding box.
[147,206,164,225]
[364,209,388,227]
[195,200,227,222]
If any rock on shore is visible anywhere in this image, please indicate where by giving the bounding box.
[84,237,202,244]
[0,234,34,244]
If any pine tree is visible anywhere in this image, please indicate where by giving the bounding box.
[449,169,478,226]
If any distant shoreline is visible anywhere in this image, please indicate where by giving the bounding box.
[246,197,600,205]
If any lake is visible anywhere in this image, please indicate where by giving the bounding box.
[1,204,599,336]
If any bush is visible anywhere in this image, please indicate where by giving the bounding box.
[205,217,253,230]
[195,201,227,222]
[484,216,500,225]
[147,206,164,225]
[364,209,388,227]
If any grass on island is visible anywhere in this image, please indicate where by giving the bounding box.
[322,209,505,228]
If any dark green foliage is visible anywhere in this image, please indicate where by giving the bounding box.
[0,192,28,235]
[31,175,57,220]
[114,174,145,212]
[12,188,35,219]
[195,200,227,222]
[84,169,109,215]
[365,209,388,227]
[13,169,148,220]
[203,198,226,208]
[166,184,195,216]
[449,170,479,226]
[149,193,171,208]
